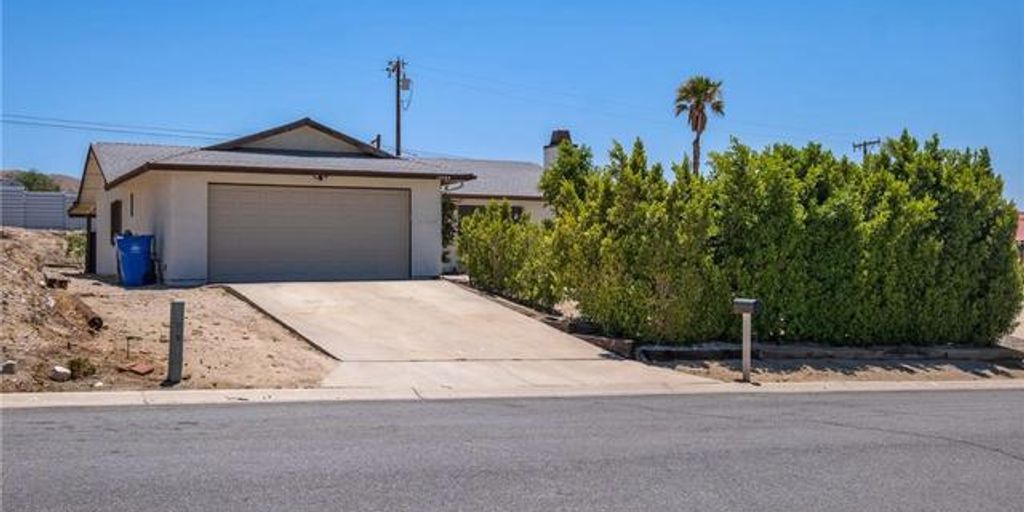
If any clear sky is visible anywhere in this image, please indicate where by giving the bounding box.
[3,1,1022,202]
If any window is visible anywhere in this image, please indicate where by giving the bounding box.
[457,204,524,221]
[457,205,482,218]
[129,193,134,217]
[110,200,122,245]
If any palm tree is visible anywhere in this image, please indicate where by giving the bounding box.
[674,76,724,175]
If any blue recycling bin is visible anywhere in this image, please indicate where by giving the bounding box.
[116,234,154,287]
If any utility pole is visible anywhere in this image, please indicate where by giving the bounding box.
[853,138,881,162]
[386,57,411,156]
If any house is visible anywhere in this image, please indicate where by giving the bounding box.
[427,130,570,271]
[69,118,475,285]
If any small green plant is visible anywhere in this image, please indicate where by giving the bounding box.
[65,231,86,262]
[67,357,96,380]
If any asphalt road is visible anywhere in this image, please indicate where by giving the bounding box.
[4,391,1023,511]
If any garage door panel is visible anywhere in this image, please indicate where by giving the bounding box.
[208,184,410,282]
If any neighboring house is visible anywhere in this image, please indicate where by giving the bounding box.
[429,130,570,271]
[69,118,475,284]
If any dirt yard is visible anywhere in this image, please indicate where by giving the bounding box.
[673,358,1024,383]
[1,228,335,392]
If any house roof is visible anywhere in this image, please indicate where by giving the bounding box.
[204,117,393,158]
[422,158,544,200]
[85,118,476,189]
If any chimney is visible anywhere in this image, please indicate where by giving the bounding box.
[543,129,572,169]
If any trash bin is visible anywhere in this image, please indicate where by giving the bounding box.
[116,234,154,287]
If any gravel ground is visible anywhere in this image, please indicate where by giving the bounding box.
[1,227,335,392]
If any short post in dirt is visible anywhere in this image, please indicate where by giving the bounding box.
[162,300,185,387]
[731,298,761,383]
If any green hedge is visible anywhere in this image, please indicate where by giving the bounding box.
[458,132,1022,346]
[456,201,559,310]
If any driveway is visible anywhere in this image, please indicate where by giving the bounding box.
[229,281,714,394]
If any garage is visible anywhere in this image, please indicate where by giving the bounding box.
[207,184,411,282]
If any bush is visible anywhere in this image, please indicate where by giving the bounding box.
[457,201,559,309]
[11,169,60,192]
[65,231,86,262]
[67,357,96,380]
[462,132,1021,347]
[550,140,729,342]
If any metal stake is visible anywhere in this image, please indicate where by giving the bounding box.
[741,313,752,383]
[163,300,184,386]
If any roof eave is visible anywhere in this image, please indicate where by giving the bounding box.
[105,162,475,190]
[446,192,544,201]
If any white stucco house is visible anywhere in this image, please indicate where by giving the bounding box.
[69,117,561,285]
[427,130,569,271]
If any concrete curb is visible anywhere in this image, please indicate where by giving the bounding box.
[3,379,1023,409]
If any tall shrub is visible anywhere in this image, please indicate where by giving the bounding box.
[551,140,729,342]
[469,131,1020,347]
[457,201,558,309]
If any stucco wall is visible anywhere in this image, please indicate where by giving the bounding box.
[95,171,443,285]
[451,197,551,221]
[94,172,165,276]
[236,125,362,153]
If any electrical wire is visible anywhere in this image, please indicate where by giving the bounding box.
[1,118,228,141]
[409,61,864,143]
[3,114,241,137]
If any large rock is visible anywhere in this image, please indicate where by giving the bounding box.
[49,365,72,382]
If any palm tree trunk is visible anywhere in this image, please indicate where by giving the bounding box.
[692,132,702,176]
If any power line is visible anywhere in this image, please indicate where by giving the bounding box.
[410,61,863,141]
[1,118,230,141]
[3,114,240,137]
[4,112,468,159]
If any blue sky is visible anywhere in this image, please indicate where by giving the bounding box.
[3,1,1022,202]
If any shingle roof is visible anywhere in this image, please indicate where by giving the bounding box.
[91,142,196,182]
[422,158,544,199]
[90,142,473,188]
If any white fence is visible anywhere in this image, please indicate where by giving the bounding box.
[1,183,85,230]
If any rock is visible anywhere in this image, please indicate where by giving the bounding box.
[93,381,104,388]
[49,365,72,382]
[1,360,16,374]
[159,335,168,343]
[125,362,154,376]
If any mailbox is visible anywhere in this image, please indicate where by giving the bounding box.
[732,298,761,315]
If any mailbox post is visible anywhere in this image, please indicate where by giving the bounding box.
[732,298,761,383]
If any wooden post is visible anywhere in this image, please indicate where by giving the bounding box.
[163,300,184,386]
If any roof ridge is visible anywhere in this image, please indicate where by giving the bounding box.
[424,156,540,166]
[150,146,205,164]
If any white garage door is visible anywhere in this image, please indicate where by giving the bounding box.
[208,184,410,282]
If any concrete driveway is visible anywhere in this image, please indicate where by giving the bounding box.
[229,281,714,395]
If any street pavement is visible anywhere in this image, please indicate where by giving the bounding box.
[3,390,1023,511]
